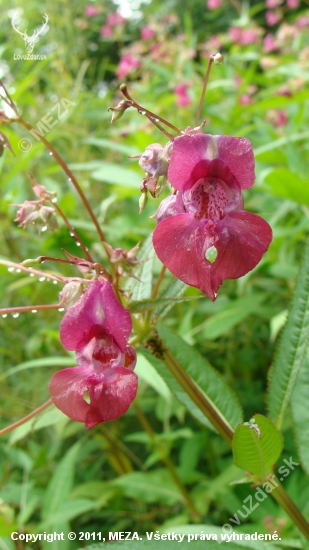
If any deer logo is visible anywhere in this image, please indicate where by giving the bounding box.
[12,13,49,54]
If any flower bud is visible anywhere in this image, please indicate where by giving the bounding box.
[107,100,131,123]
[212,52,224,65]
[139,191,148,213]
[139,143,169,177]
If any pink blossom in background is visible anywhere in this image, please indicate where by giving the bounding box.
[153,134,272,300]
[229,27,243,44]
[286,0,299,8]
[295,16,309,28]
[239,95,252,105]
[229,27,261,45]
[273,110,288,126]
[85,5,99,17]
[101,25,112,37]
[266,0,282,7]
[141,26,156,40]
[266,11,281,26]
[116,55,141,78]
[106,12,126,26]
[174,84,191,107]
[49,281,137,428]
[207,0,222,9]
[263,33,278,52]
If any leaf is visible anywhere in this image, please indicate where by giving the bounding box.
[0,356,75,381]
[125,235,155,301]
[264,168,309,206]
[139,324,243,432]
[155,278,187,319]
[84,137,140,156]
[40,499,96,527]
[9,406,68,445]
[135,353,171,400]
[41,443,81,520]
[90,162,141,188]
[267,238,309,428]
[113,470,183,505]
[199,294,266,340]
[83,536,279,550]
[232,414,283,480]
[290,352,309,475]
[129,295,202,313]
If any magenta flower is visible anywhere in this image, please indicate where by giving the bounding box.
[141,26,155,40]
[152,134,272,300]
[85,5,99,17]
[116,55,141,78]
[49,281,137,428]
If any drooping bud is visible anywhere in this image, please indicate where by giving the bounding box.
[59,282,84,310]
[141,175,159,197]
[107,100,131,123]
[138,143,169,178]
[205,245,218,264]
[212,52,224,65]
[0,130,14,156]
[14,201,58,234]
[139,191,148,213]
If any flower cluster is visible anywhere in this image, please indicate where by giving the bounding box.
[49,281,138,428]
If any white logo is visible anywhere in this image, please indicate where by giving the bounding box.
[12,13,48,56]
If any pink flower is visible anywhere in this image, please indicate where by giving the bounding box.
[273,110,288,126]
[239,95,252,105]
[116,55,141,78]
[152,134,272,300]
[266,11,281,26]
[266,0,282,7]
[85,5,99,17]
[286,0,298,8]
[141,26,155,40]
[207,0,222,9]
[106,12,126,26]
[263,33,278,52]
[101,25,112,37]
[174,84,191,107]
[49,281,137,428]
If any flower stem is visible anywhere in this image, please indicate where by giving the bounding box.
[160,346,234,445]
[194,56,214,127]
[271,476,309,539]
[0,304,62,315]
[0,399,53,437]
[50,200,94,262]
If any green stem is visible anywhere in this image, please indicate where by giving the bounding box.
[161,346,234,445]
[194,56,214,127]
[271,476,309,539]
[0,399,53,437]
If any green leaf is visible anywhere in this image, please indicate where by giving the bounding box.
[41,443,81,520]
[154,278,187,319]
[40,499,96,527]
[198,294,266,340]
[267,238,309,428]
[129,295,202,313]
[135,353,171,400]
[90,162,141,188]
[140,324,243,432]
[264,168,309,206]
[9,406,68,445]
[0,357,75,382]
[232,414,283,480]
[291,352,309,475]
[84,137,140,156]
[83,536,279,550]
[126,235,155,301]
[113,470,183,505]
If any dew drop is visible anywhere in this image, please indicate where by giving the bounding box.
[8,267,15,272]
[51,197,57,203]
[16,269,21,273]
[41,226,47,232]
[39,276,46,282]
[49,151,53,156]
[53,280,58,285]
[58,307,64,312]
[12,313,19,318]
[67,177,72,182]
[70,232,74,237]
[31,309,37,313]
[29,273,35,277]
[2,314,7,318]
[138,109,146,115]
[76,242,81,247]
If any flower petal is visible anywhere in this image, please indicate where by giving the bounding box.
[49,365,90,422]
[212,210,273,285]
[153,213,217,299]
[86,368,138,428]
[60,280,132,352]
[168,134,255,191]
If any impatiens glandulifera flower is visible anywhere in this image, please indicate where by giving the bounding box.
[49,280,137,428]
[152,133,272,300]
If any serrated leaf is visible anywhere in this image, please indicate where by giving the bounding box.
[139,324,243,432]
[264,168,309,206]
[267,238,309,428]
[232,414,283,480]
[291,352,309,475]
[135,353,171,400]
